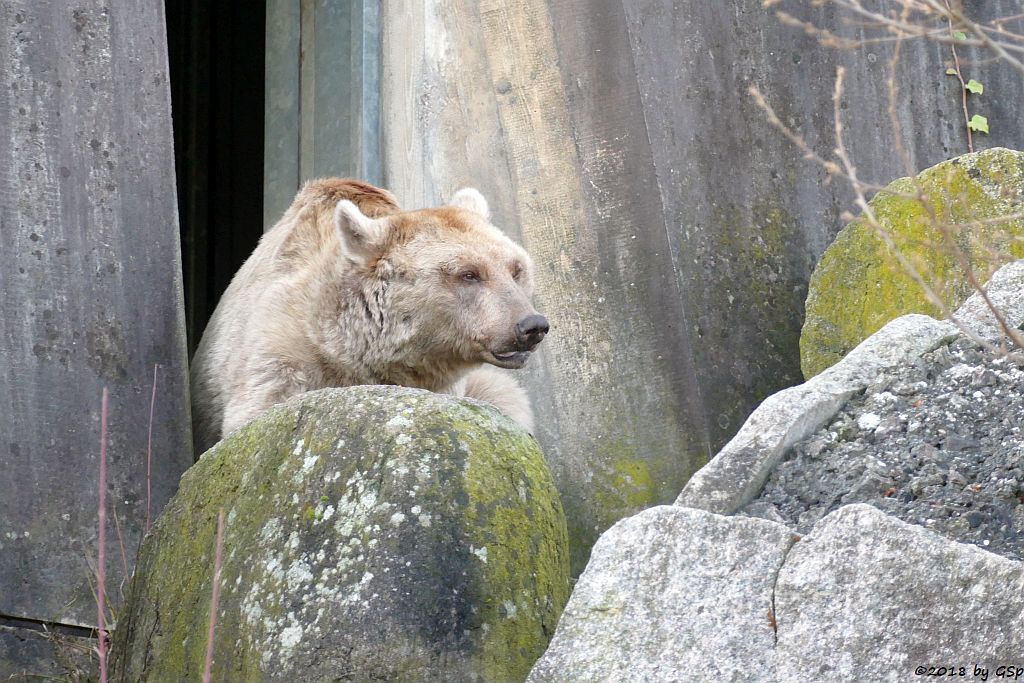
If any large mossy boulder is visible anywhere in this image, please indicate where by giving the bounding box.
[112,386,570,682]
[801,147,1024,378]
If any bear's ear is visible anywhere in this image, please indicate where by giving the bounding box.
[449,188,490,220]
[335,199,388,263]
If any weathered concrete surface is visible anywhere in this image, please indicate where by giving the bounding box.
[0,1,191,675]
[0,625,95,681]
[676,314,959,514]
[802,149,1024,377]
[528,506,794,683]
[776,505,1024,682]
[263,0,381,229]
[382,1,710,576]
[113,387,569,682]
[380,0,1024,573]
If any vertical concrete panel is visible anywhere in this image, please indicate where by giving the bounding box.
[383,0,711,574]
[0,0,192,671]
[264,0,301,229]
[478,0,711,574]
[380,3,436,207]
[379,0,1024,573]
[381,2,518,221]
[266,0,382,230]
[622,0,833,446]
[311,0,356,176]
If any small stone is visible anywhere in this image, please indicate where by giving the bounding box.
[743,501,788,525]
[857,413,881,431]
[947,468,968,489]
[892,382,920,396]
[944,433,980,452]
[964,511,985,529]
[797,506,827,531]
[803,436,829,459]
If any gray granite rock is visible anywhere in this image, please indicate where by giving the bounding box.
[531,503,1024,682]
[955,259,1024,341]
[741,332,1024,561]
[678,260,1024,516]
[528,506,795,683]
[775,504,1024,682]
[676,314,958,514]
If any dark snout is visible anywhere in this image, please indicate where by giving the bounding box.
[515,314,549,349]
[487,313,549,369]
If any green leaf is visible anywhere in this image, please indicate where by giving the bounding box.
[968,114,989,134]
[946,68,958,75]
[953,30,967,41]
[965,79,984,94]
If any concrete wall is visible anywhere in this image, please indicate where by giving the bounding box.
[379,0,1024,573]
[0,1,191,677]
[264,0,382,228]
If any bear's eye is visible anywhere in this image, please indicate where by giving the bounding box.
[510,263,523,281]
[460,270,482,283]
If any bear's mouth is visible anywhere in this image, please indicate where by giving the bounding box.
[486,350,532,369]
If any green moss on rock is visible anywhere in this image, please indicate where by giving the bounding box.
[111,387,569,682]
[801,148,1024,378]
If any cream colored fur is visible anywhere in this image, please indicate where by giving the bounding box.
[190,179,543,455]
[450,365,535,434]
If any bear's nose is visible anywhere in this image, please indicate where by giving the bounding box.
[515,314,549,348]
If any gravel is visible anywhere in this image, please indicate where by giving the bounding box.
[740,335,1024,561]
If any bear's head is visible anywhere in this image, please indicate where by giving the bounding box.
[333,189,548,376]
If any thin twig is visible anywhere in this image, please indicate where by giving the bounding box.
[771,1,1024,73]
[832,68,959,326]
[756,4,1024,358]
[833,67,1021,357]
[97,387,109,683]
[913,180,1024,348]
[748,85,851,184]
[202,509,226,683]
[924,0,1024,71]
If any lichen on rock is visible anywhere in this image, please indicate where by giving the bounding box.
[111,386,569,682]
[801,147,1024,378]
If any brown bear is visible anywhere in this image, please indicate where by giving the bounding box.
[189,179,548,455]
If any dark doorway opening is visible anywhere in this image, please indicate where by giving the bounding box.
[165,1,266,355]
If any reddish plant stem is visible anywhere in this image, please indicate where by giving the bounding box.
[203,509,226,683]
[98,387,109,683]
